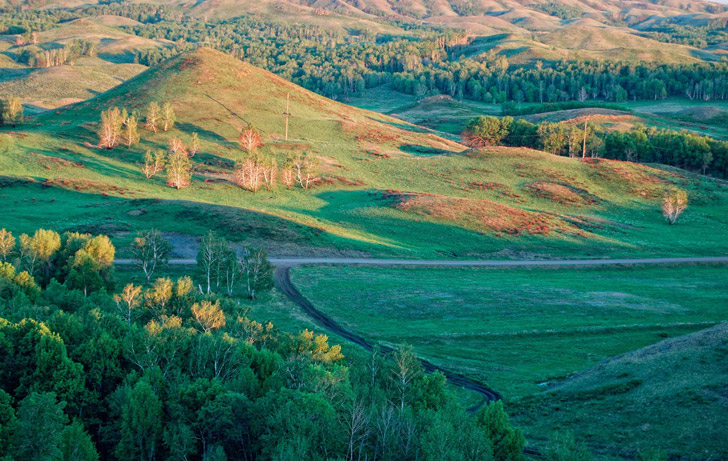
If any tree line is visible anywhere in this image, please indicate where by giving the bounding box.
[463,115,728,178]
[0,226,535,460]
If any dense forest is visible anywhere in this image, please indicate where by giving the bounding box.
[0,228,528,460]
[3,5,728,103]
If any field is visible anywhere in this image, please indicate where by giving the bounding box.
[290,263,728,399]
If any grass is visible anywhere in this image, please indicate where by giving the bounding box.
[511,323,728,458]
[290,263,728,399]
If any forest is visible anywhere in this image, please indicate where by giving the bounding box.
[3,5,728,103]
[0,228,528,460]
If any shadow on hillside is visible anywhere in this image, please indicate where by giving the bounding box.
[0,175,366,254]
[176,122,231,144]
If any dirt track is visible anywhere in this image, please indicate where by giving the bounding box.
[115,256,728,266]
[274,266,501,412]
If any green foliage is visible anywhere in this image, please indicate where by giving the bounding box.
[477,401,526,461]
[543,431,592,461]
[0,229,526,460]
[11,392,68,461]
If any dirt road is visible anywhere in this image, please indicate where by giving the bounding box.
[115,256,728,266]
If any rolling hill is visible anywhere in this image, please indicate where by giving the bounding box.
[1,47,727,260]
[512,322,728,458]
[0,18,172,110]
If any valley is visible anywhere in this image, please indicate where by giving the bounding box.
[0,1,727,459]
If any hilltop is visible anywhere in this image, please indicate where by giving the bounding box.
[1,47,727,259]
[512,323,728,458]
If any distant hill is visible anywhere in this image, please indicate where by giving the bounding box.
[512,323,728,459]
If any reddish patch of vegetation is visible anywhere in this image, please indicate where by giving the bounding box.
[42,178,132,196]
[585,159,665,198]
[30,152,84,170]
[387,192,584,237]
[526,182,599,206]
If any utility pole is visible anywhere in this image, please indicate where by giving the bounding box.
[283,93,292,141]
[582,118,588,159]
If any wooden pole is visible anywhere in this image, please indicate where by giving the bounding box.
[283,93,291,141]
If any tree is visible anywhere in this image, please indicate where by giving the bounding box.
[60,420,99,461]
[131,229,172,282]
[19,229,60,280]
[11,392,68,461]
[124,115,140,148]
[293,153,317,189]
[169,138,187,156]
[141,150,165,179]
[161,102,175,132]
[662,188,688,225]
[191,300,226,333]
[66,249,104,296]
[145,102,161,133]
[476,400,526,461]
[190,132,200,157]
[463,116,512,147]
[1,97,23,127]
[145,277,173,316]
[98,107,123,149]
[391,345,421,411]
[239,124,262,154]
[281,157,295,189]
[0,228,15,262]
[114,283,143,323]
[197,231,226,294]
[240,247,273,300]
[166,150,191,189]
[117,380,163,461]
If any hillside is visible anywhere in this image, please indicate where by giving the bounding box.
[0,18,172,110]
[2,47,728,260]
[512,323,728,458]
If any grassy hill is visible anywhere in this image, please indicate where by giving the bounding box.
[0,18,172,110]
[1,47,727,260]
[512,322,728,458]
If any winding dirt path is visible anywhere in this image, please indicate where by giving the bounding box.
[274,265,501,412]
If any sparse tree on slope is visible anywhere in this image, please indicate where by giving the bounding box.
[239,124,262,154]
[145,102,161,133]
[141,150,165,179]
[166,150,191,189]
[98,107,123,149]
[124,115,140,148]
[189,132,199,157]
[662,188,688,225]
[161,102,175,132]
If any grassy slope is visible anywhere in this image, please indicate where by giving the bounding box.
[0,19,172,109]
[511,323,728,458]
[290,263,728,398]
[1,47,727,260]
